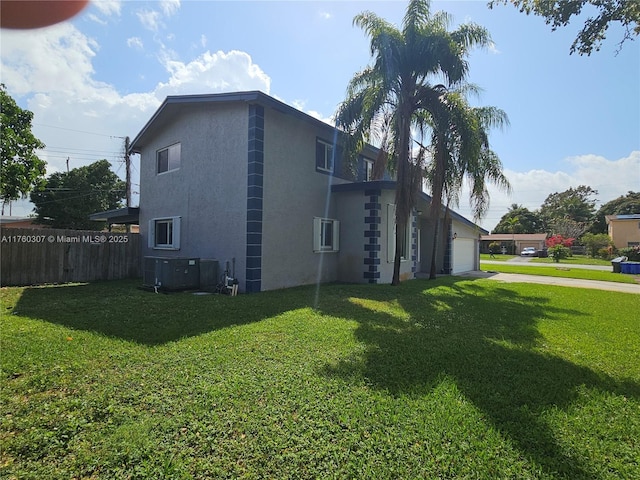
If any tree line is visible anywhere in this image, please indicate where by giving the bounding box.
[492,188,640,236]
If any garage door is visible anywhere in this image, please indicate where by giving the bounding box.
[452,238,475,274]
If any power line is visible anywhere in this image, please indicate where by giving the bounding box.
[44,146,122,155]
[31,189,126,206]
[33,123,125,139]
[42,153,120,162]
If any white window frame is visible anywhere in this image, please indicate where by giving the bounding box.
[313,217,340,253]
[148,216,181,250]
[387,204,409,262]
[156,143,181,174]
[316,139,334,173]
[363,158,374,181]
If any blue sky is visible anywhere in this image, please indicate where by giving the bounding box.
[1,0,638,230]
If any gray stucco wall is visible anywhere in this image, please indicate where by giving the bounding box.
[260,107,348,291]
[335,190,367,283]
[139,102,249,285]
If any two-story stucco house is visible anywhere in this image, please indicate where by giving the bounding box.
[130,91,487,293]
[606,214,640,249]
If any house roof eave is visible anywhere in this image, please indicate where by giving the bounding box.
[480,233,548,241]
[129,90,354,154]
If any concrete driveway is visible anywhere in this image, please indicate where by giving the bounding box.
[461,270,640,294]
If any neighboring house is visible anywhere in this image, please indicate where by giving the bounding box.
[605,214,640,249]
[0,216,44,229]
[480,233,548,255]
[131,91,487,293]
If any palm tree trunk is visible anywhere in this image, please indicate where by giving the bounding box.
[392,219,405,286]
[392,104,412,286]
[429,137,446,279]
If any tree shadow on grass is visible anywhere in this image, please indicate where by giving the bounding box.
[11,279,311,346]
[317,277,640,479]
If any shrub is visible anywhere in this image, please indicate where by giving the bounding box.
[597,247,613,260]
[619,246,640,262]
[546,234,574,248]
[581,233,613,258]
[548,245,571,263]
[488,241,501,254]
[546,235,574,263]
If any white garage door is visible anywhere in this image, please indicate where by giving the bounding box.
[452,238,475,274]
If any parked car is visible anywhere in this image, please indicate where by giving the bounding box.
[520,247,537,257]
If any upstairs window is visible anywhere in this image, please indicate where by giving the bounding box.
[316,139,334,173]
[363,158,374,181]
[157,143,181,174]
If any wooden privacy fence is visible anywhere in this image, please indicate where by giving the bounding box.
[1,227,141,286]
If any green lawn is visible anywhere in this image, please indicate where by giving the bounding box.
[2,278,639,479]
[480,253,518,261]
[480,254,613,267]
[530,255,613,266]
[479,262,639,284]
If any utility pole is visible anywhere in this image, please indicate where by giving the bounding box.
[124,136,132,233]
[125,136,131,208]
[66,157,69,173]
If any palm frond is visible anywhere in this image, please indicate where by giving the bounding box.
[451,22,493,53]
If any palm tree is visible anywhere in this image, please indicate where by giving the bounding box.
[335,0,492,285]
[506,216,521,254]
[420,91,511,278]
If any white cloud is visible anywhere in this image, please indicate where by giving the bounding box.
[160,0,181,17]
[291,99,305,111]
[0,24,99,96]
[454,151,640,231]
[87,14,108,26]
[137,9,162,31]
[291,99,333,125]
[127,37,144,50]
[135,1,180,32]
[92,0,122,16]
[155,50,271,97]
[305,109,333,125]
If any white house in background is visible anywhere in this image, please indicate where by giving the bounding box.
[130,91,487,293]
[480,233,548,255]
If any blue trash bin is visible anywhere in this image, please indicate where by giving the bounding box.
[620,262,640,274]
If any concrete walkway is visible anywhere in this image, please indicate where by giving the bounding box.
[481,259,612,271]
[461,270,640,294]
